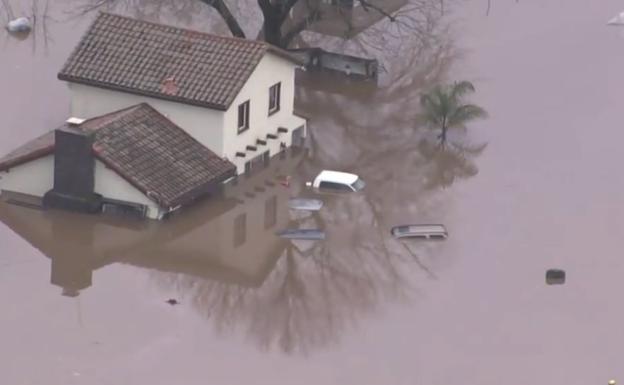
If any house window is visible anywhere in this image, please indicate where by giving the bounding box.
[264,195,277,229]
[233,213,246,247]
[268,83,281,115]
[238,101,250,134]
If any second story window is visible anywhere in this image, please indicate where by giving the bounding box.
[238,100,250,134]
[268,83,281,115]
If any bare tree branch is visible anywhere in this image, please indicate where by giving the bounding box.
[197,0,246,38]
[282,9,321,47]
[358,0,397,22]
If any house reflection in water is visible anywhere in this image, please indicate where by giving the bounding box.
[0,150,304,296]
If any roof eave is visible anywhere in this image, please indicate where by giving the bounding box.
[58,74,229,112]
[166,166,237,208]
[267,46,307,66]
[0,145,55,172]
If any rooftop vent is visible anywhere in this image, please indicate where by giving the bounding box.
[66,117,86,126]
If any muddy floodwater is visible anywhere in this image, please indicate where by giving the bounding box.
[1,0,624,384]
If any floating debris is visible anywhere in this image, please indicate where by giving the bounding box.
[288,198,323,211]
[390,224,448,240]
[276,229,325,240]
[545,269,565,285]
[607,12,624,26]
[278,175,291,187]
[6,17,32,33]
[165,299,180,305]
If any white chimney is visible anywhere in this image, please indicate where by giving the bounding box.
[66,117,86,126]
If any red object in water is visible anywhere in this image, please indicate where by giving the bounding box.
[279,176,291,187]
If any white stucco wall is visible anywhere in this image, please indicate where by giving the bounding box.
[68,83,225,155]
[220,53,307,174]
[94,160,162,220]
[66,52,306,175]
[0,156,164,219]
[0,156,54,197]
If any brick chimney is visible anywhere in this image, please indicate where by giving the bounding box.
[43,125,102,213]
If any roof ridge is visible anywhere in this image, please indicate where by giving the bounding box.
[97,12,269,50]
[79,103,146,132]
[57,13,302,111]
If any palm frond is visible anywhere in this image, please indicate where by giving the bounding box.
[447,104,487,127]
[450,80,476,100]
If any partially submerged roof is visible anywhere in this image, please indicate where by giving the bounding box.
[58,12,302,110]
[0,104,237,208]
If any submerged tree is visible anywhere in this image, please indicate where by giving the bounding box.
[65,0,425,49]
[419,80,487,145]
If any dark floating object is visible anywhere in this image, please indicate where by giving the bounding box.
[276,229,325,240]
[391,224,448,240]
[546,269,565,285]
[165,299,180,305]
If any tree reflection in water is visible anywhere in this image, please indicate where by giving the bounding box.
[0,0,488,355]
[146,2,487,355]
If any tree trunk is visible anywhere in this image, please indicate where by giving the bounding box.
[197,0,246,38]
[439,117,448,144]
[258,0,288,47]
[263,12,284,47]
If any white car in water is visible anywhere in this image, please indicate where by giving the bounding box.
[306,170,365,193]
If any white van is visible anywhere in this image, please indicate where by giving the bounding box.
[306,170,365,192]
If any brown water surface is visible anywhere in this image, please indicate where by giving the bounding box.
[0,0,623,384]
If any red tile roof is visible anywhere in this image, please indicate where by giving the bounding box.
[58,13,302,110]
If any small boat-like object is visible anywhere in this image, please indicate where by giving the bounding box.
[390,224,448,240]
[276,229,326,240]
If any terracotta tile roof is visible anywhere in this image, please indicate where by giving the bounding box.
[0,104,237,209]
[58,13,302,110]
[0,131,55,171]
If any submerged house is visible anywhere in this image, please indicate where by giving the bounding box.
[0,104,236,219]
[60,12,307,174]
[0,149,303,296]
[0,12,308,219]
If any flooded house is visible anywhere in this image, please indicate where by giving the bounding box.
[0,12,308,218]
[0,149,302,296]
[0,104,236,219]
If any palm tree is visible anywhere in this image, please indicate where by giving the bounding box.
[419,80,487,144]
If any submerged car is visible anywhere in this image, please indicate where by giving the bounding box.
[305,170,365,193]
[390,224,448,240]
[288,198,323,211]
